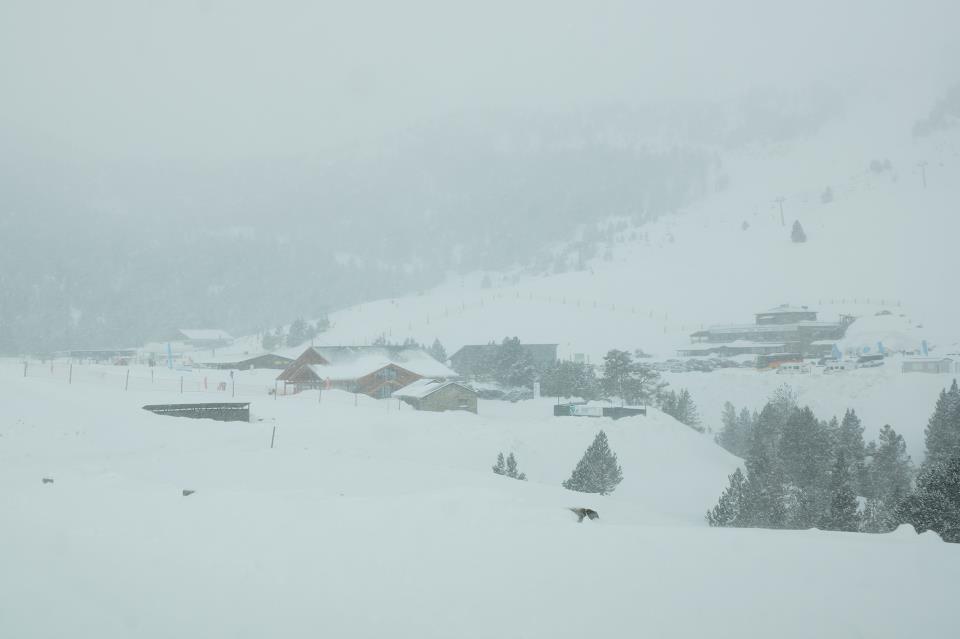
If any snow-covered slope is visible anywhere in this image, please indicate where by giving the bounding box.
[0,367,956,638]
[311,102,958,359]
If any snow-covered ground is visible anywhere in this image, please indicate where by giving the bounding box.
[1,364,956,638]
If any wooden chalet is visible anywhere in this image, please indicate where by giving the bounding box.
[278,346,455,398]
[392,379,478,414]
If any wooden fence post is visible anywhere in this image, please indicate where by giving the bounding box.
[68,364,72,384]
[180,376,184,394]
[270,426,277,449]
[23,361,27,377]
[125,369,130,391]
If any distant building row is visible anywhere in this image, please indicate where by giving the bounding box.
[681,304,853,363]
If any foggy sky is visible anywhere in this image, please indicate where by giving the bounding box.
[2,0,958,164]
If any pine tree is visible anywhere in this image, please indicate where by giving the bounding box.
[286,318,309,347]
[894,456,960,543]
[823,450,860,532]
[600,349,664,405]
[838,409,868,493]
[505,453,527,481]
[778,406,832,498]
[262,330,281,351]
[676,389,702,431]
[494,337,537,388]
[541,360,599,400]
[660,390,678,418]
[707,468,747,527]
[742,443,786,528]
[923,380,960,468]
[716,402,742,455]
[601,349,634,400]
[492,452,506,476]
[428,338,447,363]
[866,425,913,505]
[791,220,807,243]
[859,498,895,533]
[562,430,624,495]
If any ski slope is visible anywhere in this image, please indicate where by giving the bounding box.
[0,365,956,638]
[311,103,958,360]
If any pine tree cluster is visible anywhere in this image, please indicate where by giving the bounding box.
[660,388,703,432]
[492,452,527,481]
[262,316,331,351]
[708,386,912,533]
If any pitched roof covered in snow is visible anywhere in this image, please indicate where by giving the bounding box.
[756,304,815,316]
[392,379,475,400]
[289,346,454,381]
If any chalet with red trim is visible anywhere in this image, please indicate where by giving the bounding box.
[277,346,455,398]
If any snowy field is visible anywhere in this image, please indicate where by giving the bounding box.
[1,365,957,638]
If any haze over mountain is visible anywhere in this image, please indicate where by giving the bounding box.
[1,0,958,352]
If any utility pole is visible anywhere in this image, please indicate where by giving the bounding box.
[917,161,928,188]
[773,197,786,226]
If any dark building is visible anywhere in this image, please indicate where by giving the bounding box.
[195,352,295,370]
[449,343,558,377]
[754,305,818,325]
[393,379,478,414]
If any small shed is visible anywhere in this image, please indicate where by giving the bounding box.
[902,357,954,374]
[393,379,478,414]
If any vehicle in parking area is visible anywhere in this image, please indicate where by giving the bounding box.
[776,362,811,374]
[823,361,852,373]
[856,353,885,368]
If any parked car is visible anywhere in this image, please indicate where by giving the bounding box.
[776,362,810,374]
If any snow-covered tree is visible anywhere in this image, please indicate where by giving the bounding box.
[505,453,527,481]
[778,406,832,498]
[428,338,447,364]
[492,452,506,476]
[837,409,868,493]
[859,498,896,533]
[707,467,747,527]
[493,452,527,481]
[494,337,537,388]
[286,317,310,347]
[823,450,860,532]
[865,424,913,505]
[541,360,600,400]
[923,380,960,468]
[791,220,807,243]
[895,455,960,543]
[741,443,786,529]
[562,430,623,495]
[716,402,742,454]
[601,349,665,405]
[262,328,283,351]
[661,388,702,431]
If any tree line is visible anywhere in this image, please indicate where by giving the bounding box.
[469,342,702,429]
[709,381,960,542]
